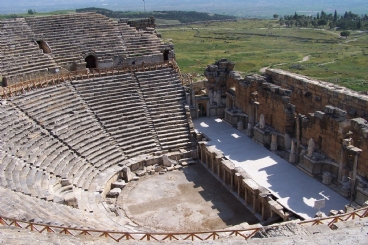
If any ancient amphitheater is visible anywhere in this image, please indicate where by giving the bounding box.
[0,13,367,244]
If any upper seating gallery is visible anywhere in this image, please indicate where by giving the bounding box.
[0,13,173,86]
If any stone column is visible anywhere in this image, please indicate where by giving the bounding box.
[252,191,257,213]
[191,90,195,107]
[353,153,359,181]
[215,156,221,175]
[231,171,234,190]
[270,134,278,151]
[217,161,221,178]
[206,100,210,118]
[322,172,332,185]
[237,120,244,131]
[260,193,268,221]
[244,186,248,205]
[307,138,315,157]
[222,167,226,183]
[246,122,253,137]
[284,133,291,150]
[211,156,215,173]
[236,173,241,197]
[339,148,348,181]
[201,145,206,163]
[186,92,191,106]
[289,139,297,163]
[199,144,204,162]
[206,152,210,168]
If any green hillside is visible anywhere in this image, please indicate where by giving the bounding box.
[76,8,236,24]
[159,19,368,91]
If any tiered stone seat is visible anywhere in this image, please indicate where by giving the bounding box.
[25,13,128,68]
[1,103,108,202]
[117,22,165,58]
[0,18,59,82]
[72,74,160,157]
[11,83,125,170]
[0,152,61,201]
[0,104,85,200]
[135,68,191,151]
[0,100,138,225]
[0,186,129,231]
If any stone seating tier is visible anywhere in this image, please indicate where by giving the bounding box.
[72,73,160,157]
[21,13,166,68]
[0,18,59,80]
[135,69,191,151]
[2,102,124,206]
[0,68,191,231]
[0,186,124,231]
[11,83,125,167]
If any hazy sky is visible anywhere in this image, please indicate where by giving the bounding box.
[1,0,367,17]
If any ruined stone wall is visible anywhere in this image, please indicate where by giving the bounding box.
[201,59,368,204]
[233,75,295,136]
[300,111,368,177]
[257,87,294,135]
[267,69,368,120]
[120,17,156,30]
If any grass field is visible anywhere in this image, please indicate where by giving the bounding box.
[158,20,368,91]
[0,10,75,19]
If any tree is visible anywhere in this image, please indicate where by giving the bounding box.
[333,10,338,23]
[317,12,320,19]
[321,10,327,19]
[28,9,34,15]
[318,19,327,26]
[311,20,318,28]
[273,14,279,19]
[357,20,362,29]
[340,31,351,38]
[293,12,298,20]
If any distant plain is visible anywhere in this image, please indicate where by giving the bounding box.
[159,20,368,91]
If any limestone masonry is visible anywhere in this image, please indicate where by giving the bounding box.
[190,59,368,207]
[0,13,367,243]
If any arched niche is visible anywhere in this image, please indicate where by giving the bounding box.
[36,40,52,53]
[85,55,97,69]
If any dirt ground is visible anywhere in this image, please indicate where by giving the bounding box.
[118,163,259,232]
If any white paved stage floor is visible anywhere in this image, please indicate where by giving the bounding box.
[194,117,349,219]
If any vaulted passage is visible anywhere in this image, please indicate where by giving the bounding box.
[163,50,169,61]
[85,55,97,69]
[36,40,52,53]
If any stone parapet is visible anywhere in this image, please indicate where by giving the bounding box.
[266,68,368,120]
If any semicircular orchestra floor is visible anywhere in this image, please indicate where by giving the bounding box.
[119,163,259,232]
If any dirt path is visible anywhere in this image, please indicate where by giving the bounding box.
[119,163,259,232]
[319,59,336,66]
[259,63,287,73]
[259,55,309,73]
[298,55,310,63]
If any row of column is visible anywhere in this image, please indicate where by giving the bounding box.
[198,142,289,222]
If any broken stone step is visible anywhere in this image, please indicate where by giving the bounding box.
[106,188,121,198]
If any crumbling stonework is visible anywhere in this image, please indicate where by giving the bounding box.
[0,13,174,86]
[196,59,368,206]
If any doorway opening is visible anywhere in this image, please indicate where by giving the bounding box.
[198,103,207,117]
[85,55,97,69]
[36,40,52,53]
[163,50,169,61]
